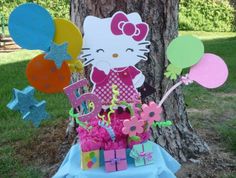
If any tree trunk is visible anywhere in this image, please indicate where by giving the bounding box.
[70,0,209,162]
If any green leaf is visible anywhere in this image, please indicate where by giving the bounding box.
[153,120,173,127]
[128,136,141,142]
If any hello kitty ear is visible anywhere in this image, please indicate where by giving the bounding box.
[127,12,143,23]
[83,16,101,34]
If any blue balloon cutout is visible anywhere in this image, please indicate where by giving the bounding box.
[8,3,55,51]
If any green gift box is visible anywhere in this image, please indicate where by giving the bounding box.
[130,142,154,166]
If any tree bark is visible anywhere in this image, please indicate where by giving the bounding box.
[70,0,209,162]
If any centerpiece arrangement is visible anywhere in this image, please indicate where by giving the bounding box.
[7,3,229,178]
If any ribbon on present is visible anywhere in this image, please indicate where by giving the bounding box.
[138,152,152,164]
[105,151,126,171]
[131,143,153,165]
[110,158,122,165]
[139,151,153,161]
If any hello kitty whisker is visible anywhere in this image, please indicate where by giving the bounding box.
[137,55,146,59]
[139,49,149,52]
[82,48,90,50]
[84,58,95,65]
[81,54,92,58]
[138,42,150,45]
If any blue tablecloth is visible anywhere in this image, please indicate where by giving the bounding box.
[53,141,181,178]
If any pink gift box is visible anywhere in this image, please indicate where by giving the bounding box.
[104,149,128,172]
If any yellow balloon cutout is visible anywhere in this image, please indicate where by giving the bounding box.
[53,18,83,60]
[67,59,84,73]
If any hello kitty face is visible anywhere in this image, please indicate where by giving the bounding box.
[81,11,150,70]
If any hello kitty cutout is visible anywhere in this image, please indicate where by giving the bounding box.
[81,11,150,105]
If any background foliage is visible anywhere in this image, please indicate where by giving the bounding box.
[179,0,235,32]
[0,0,236,32]
[0,0,70,24]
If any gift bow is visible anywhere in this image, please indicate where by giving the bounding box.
[138,151,153,161]
[109,158,122,165]
[111,12,148,41]
[181,74,193,85]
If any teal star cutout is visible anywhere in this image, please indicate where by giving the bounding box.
[7,86,39,116]
[45,42,72,68]
[23,101,49,127]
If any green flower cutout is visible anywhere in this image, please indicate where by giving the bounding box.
[164,64,182,80]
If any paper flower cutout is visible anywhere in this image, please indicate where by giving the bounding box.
[122,116,144,137]
[7,86,38,115]
[141,101,162,125]
[23,101,49,127]
[45,42,72,68]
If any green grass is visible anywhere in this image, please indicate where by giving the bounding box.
[180,31,236,40]
[221,174,236,178]
[0,146,43,178]
[0,50,70,177]
[180,31,236,155]
[1,32,236,176]
[218,119,236,154]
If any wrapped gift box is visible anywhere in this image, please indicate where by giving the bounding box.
[81,150,100,170]
[104,149,128,172]
[130,142,154,166]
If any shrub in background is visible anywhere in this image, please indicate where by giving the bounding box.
[179,0,235,32]
[0,0,70,25]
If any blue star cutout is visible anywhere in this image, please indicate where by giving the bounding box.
[7,86,39,116]
[23,101,49,127]
[45,42,72,68]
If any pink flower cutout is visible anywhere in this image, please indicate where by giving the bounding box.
[141,101,162,125]
[122,116,144,137]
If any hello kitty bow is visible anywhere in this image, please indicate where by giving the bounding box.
[111,12,148,41]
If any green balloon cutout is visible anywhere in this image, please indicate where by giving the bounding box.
[167,35,204,68]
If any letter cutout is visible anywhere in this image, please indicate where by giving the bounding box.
[64,79,102,121]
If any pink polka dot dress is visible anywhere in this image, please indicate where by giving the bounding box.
[91,66,140,105]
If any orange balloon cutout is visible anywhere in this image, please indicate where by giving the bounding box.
[26,54,71,93]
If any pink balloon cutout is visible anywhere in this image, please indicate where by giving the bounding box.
[189,53,228,89]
